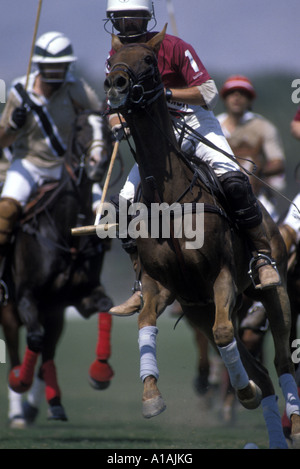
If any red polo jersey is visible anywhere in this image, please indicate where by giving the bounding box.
[108,32,211,89]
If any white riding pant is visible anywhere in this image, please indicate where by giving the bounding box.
[120,109,239,203]
[282,192,300,243]
[1,158,102,211]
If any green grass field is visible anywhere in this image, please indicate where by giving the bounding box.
[0,309,287,450]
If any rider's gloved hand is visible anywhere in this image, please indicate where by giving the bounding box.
[112,123,130,141]
[9,106,27,130]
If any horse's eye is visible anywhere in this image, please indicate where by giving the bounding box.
[144,55,153,65]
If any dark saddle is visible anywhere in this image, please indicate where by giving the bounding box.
[21,180,60,224]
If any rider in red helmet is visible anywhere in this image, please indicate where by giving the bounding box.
[218,75,285,222]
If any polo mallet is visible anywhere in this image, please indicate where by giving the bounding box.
[25,0,43,90]
[71,140,120,236]
[166,0,178,36]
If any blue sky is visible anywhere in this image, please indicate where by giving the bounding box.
[0,0,299,86]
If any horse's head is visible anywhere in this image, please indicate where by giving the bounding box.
[104,24,167,111]
[69,111,113,182]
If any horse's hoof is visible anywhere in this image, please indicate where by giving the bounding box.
[193,374,209,396]
[237,380,262,410]
[88,377,111,390]
[88,359,114,390]
[8,366,32,394]
[47,405,68,421]
[22,401,39,424]
[142,396,166,419]
[9,415,27,430]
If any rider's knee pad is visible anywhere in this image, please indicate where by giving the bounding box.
[219,171,262,228]
[0,197,22,244]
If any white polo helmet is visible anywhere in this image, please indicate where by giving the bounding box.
[32,31,77,64]
[105,0,156,40]
[106,0,154,16]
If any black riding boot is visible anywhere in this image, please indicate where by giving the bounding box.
[219,171,281,290]
[108,195,142,315]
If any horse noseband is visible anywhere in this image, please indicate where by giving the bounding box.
[131,84,145,104]
[109,57,163,109]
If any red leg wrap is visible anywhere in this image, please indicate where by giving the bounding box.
[95,313,112,360]
[8,347,39,393]
[42,360,61,402]
[19,347,39,385]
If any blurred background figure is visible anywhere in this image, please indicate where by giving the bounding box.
[217,74,286,222]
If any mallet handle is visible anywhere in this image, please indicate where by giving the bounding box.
[71,223,118,237]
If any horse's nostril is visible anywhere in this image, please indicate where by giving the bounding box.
[104,78,111,91]
[116,76,128,90]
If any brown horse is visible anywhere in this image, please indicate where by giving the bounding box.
[2,110,115,426]
[104,27,300,448]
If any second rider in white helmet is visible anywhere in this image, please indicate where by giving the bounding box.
[0,31,102,298]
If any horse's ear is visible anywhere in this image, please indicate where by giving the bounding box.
[112,34,123,52]
[146,23,168,54]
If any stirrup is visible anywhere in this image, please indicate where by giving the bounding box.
[0,280,9,305]
[109,280,143,317]
[248,253,280,289]
[132,279,144,310]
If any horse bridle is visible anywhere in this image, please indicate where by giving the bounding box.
[66,114,105,186]
[108,45,164,109]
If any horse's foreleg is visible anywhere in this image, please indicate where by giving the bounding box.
[187,323,211,395]
[39,360,66,421]
[8,293,44,393]
[139,325,166,418]
[89,312,114,390]
[39,307,67,421]
[212,267,262,410]
[1,301,21,368]
[137,277,172,418]
[8,346,40,393]
[22,371,45,425]
[262,286,300,446]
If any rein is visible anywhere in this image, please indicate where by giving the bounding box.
[20,160,89,255]
[107,54,236,298]
[109,45,297,213]
[109,46,164,109]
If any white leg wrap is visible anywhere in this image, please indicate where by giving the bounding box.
[8,387,23,419]
[27,375,45,408]
[217,338,249,390]
[279,373,300,419]
[261,395,288,449]
[138,326,159,382]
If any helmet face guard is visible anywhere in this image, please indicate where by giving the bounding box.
[104,0,156,40]
[38,63,70,84]
[105,14,152,40]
